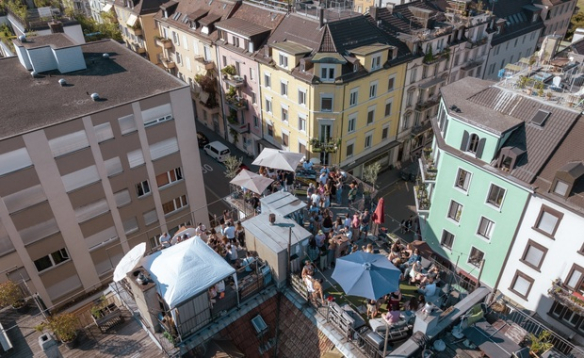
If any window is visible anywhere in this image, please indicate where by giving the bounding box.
[367,108,375,125]
[280,81,288,96]
[34,249,70,272]
[534,205,562,237]
[127,149,145,168]
[62,165,100,192]
[369,82,378,98]
[94,122,114,143]
[448,201,463,222]
[348,116,356,133]
[143,209,158,226]
[156,167,183,188]
[104,157,122,177]
[279,54,288,68]
[142,104,173,127]
[487,184,505,208]
[381,125,389,140]
[162,195,187,215]
[298,115,306,132]
[402,112,411,130]
[320,64,335,81]
[298,89,306,106]
[150,137,179,160]
[321,95,333,111]
[387,77,395,91]
[455,168,471,191]
[264,73,271,88]
[267,123,274,137]
[468,247,484,268]
[477,217,494,240]
[48,130,90,157]
[566,265,584,294]
[265,97,272,113]
[249,68,255,81]
[282,132,289,147]
[371,54,381,70]
[509,271,534,299]
[520,240,547,270]
[136,180,151,197]
[253,116,259,128]
[346,142,354,157]
[467,134,479,153]
[364,132,373,148]
[349,89,358,107]
[0,148,33,176]
[553,180,569,196]
[281,106,289,122]
[299,142,306,156]
[440,230,455,249]
[123,217,139,234]
[410,68,417,84]
[251,92,256,105]
[384,101,392,117]
[113,190,131,208]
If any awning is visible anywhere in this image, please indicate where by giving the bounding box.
[102,3,112,12]
[256,138,280,150]
[126,14,138,27]
[343,140,400,171]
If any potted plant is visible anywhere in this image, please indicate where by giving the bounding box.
[221,65,236,78]
[0,280,26,312]
[36,312,80,348]
[528,331,553,357]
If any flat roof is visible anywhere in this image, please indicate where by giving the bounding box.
[242,214,311,254]
[350,43,390,56]
[14,33,76,49]
[0,39,186,141]
[259,191,306,217]
[270,41,312,55]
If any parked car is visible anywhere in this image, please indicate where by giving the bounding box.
[204,141,231,162]
[197,132,209,148]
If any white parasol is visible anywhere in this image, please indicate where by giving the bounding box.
[230,169,274,194]
[252,148,304,171]
[113,242,146,282]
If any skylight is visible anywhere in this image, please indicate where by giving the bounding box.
[531,109,551,126]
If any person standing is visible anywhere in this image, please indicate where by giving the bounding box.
[224,221,236,243]
[335,177,343,205]
[348,183,358,205]
[360,209,371,239]
[159,232,171,248]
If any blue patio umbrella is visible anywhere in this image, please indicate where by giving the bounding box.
[331,251,401,300]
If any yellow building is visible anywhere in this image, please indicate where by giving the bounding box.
[255,11,410,176]
[111,0,168,65]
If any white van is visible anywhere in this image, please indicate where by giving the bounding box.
[204,141,231,162]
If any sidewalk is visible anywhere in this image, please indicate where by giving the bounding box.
[195,120,256,169]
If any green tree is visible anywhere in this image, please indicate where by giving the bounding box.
[567,11,584,40]
[223,155,243,179]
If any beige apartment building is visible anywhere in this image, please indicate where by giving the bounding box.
[0,34,208,309]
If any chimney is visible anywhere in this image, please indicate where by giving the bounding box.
[370,7,378,21]
[319,8,324,28]
[48,21,64,33]
[386,3,394,14]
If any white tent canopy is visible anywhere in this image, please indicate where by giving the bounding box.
[142,237,235,308]
[252,148,304,171]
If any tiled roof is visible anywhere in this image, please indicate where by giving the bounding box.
[490,0,544,46]
[230,2,285,31]
[533,116,584,212]
[113,0,170,15]
[216,294,335,357]
[266,13,325,51]
[442,77,581,184]
[215,17,270,38]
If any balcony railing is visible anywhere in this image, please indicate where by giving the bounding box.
[548,281,584,316]
[224,75,246,88]
[310,138,339,153]
[226,96,248,111]
[414,185,431,213]
[155,37,173,49]
[131,42,145,54]
[127,26,142,37]
[423,49,450,65]
[415,95,440,112]
[195,56,215,70]
[419,151,437,183]
[466,36,488,49]
[161,57,176,69]
[227,120,250,134]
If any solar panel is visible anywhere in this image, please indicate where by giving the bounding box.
[531,110,551,126]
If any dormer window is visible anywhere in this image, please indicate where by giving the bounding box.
[232,36,240,47]
[551,161,584,198]
[248,41,254,53]
[496,146,525,172]
[164,10,168,18]
[460,130,486,158]
[553,180,569,196]
[320,64,335,82]
[372,54,381,70]
[279,54,288,68]
[468,134,479,153]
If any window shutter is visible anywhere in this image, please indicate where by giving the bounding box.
[513,275,530,296]
[142,104,173,127]
[0,148,33,176]
[49,130,89,157]
[525,246,543,266]
[86,226,118,251]
[118,115,137,135]
[19,218,60,245]
[114,190,131,207]
[123,217,139,234]
[127,149,145,168]
[143,209,158,226]
[104,157,123,176]
[150,137,179,160]
[75,199,109,223]
[94,122,114,143]
[62,165,100,192]
[460,130,469,151]
[476,138,486,159]
[0,222,15,256]
[4,184,47,213]
[442,117,449,135]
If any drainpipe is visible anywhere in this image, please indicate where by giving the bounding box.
[215,43,229,141]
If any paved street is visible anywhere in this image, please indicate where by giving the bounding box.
[195,120,417,238]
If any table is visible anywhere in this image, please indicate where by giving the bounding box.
[331,235,350,257]
[464,320,521,358]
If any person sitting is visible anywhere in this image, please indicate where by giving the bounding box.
[363,243,374,253]
[403,296,419,311]
[367,299,379,319]
[387,290,402,311]
[409,261,424,285]
[418,278,437,298]
[301,260,315,279]
[382,310,401,327]
[400,248,421,275]
[420,266,440,286]
[241,251,256,272]
[303,159,314,172]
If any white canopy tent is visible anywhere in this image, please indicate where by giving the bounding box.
[142,237,236,308]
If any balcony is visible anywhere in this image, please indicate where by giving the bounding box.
[195,56,215,70]
[466,36,488,49]
[131,42,145,54]
[127,25,142,37]
[226,96,248,111]
[224,75,246,88]
[161,57,176,69]
[415,95,440,112]
[548,280,584,316]
[423,49,450,65]
[310,138,339,154]
[419,150,437,183]
[227,120,250,134]
[414,184,431,213]
[155,37,173,49]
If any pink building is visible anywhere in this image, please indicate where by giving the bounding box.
[215,3,285,156]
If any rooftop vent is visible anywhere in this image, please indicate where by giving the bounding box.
[450,105,461,113]
[531,109,551,126]
[102,53,110,59]
[18,35,26,42]
[251,315,268,335]
[58,78,66,86]
[90,93,100,101]
[30,71,38,78]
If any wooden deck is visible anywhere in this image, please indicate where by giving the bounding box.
[0,304,166,358]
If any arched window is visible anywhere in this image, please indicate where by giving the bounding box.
[468,134,479,153]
